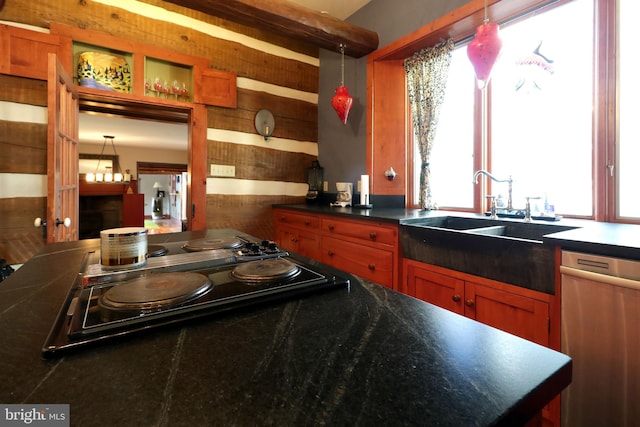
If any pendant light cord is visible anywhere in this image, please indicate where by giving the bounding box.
[484,0,489,24]
[339,44,346,86]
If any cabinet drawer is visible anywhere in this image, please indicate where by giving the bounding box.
[274,210,319,230]
[322,236,393,287]
[321,218,396,246]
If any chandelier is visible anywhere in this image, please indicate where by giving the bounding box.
[85,135,130,184]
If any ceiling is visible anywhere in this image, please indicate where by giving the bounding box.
[79,113,189,151]
[79,0,372,150]
[287,0,372,20]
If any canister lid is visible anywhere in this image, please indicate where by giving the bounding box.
[100,227,148,237]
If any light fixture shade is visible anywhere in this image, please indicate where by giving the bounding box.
[467,22,503,89]
[331,86,353,124]
[254,109,275,140]
[153,182,162,189]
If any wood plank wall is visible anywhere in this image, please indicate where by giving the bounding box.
[0,75,48,265]
[0,0,319,264]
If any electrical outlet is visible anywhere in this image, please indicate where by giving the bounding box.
[323,181,328,192]
[357,180,361,192]
[210,164,236,177]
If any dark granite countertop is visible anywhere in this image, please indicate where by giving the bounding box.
[0,230,571,426]
[275,204,640,260]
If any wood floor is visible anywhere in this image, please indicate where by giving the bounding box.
[144,217,183,234]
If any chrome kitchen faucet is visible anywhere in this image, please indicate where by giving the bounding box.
[473,170,513,211]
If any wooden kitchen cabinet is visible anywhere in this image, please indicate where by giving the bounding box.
[273,209,320,260]
[405,258,557,427]
[0,24,61,80]
[322,235,394,286]
[321,216,398,289]
[405,259,550,347]
[273,208,400,289]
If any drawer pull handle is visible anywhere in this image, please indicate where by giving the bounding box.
[369,232,377,239]
[465,299,474,307]
[279,216,286,221]
[328,224,335,231]
[452,295,461,303]
[327,250,335,256]
[304,220,310,225]
[368,264,375,271]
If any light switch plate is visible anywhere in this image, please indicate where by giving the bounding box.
[210,164,235,177]
[323,181,328,192]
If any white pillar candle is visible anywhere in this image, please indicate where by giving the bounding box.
[360,174,369,205]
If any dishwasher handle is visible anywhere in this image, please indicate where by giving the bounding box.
[560,265,640,291]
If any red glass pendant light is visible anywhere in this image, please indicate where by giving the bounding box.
[467,0,503,89]
[331,44,353,124]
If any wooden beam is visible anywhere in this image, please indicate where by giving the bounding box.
[163,0,379,58]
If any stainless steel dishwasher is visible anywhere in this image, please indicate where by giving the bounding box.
[560,250,640,427]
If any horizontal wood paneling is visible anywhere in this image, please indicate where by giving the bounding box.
[0,74,48,106]
[0,121,47,174]
[142,0,319,58]
[206,194,304,241]
[208,88,317,142]
[4,0,319,93]
[0,73,48,263]
[0,197,46,264]
[207,140,316,183]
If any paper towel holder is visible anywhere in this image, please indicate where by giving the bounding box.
[353,174,373,209]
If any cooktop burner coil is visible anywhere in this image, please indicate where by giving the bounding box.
[98,272,212,317]
[182,237,243,252]
[230,258,301,283]
[147,245,169,257]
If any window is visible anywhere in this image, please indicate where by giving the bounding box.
[491,0,594,216]
[419,47,476,209]
[617,0,640,219]
[416,0,636,222]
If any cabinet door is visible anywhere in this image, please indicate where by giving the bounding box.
[465,282,549,346]
[193,66,237,108]
[275,227,298,253]
[0,25,60,80]
[296,229,320,260]
[406,262,465,315]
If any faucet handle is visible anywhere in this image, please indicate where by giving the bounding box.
[486,195,497,219]
[524,196,542,222]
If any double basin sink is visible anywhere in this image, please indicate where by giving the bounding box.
[405,215,577,244]
[400,215,579,293]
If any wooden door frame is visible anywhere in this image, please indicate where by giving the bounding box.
[77,95,207,231]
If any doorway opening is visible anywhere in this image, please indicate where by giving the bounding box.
[138,162,187,234]
[78,96,191,237]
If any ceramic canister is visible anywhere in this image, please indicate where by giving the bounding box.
[100,227,148,269]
